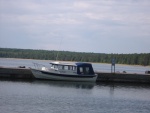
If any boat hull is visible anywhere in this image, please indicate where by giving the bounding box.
[31,69,97,82]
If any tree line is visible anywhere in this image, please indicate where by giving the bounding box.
[0,48,150,66]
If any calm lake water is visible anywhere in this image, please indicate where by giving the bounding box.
[0,80,150,113]
[0,58,150,113]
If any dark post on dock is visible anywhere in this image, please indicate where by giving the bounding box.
[111,58,115,73]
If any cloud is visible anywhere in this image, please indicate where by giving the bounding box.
[0,0,150,53]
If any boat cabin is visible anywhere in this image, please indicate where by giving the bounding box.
[50,62,95,75]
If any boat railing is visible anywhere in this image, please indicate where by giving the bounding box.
[33,62,46,70]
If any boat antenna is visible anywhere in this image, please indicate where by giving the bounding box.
[56,37,64,61]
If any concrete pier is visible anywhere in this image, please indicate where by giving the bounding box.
[0,67,150,83]
[0,66,34,79]
[96,72,150,83]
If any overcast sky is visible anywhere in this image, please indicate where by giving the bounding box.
[0,0,150,53]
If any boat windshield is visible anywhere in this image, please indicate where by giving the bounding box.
[51,64,58,69]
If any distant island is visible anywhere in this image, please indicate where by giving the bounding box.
[0,48,149,66]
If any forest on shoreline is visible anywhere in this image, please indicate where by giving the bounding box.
[0,48,150,66]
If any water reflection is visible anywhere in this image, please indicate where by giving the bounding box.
[1,78,150,90]
[96,82,150,101]
[0,79,95,89]
[96,82,150,89]
[31,80,96,89]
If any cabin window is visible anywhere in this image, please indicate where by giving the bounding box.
[51,64,58,70]
[68,66,71,70]
[64,66,68,70]
[79,67,90,74]
[54,65,58,69]
[62,66,64,69]
[68,66,77,71]
[54,65,77,71]
[69,66,73,70]
[73,66,77,71]
[85,67,90,74]
[51,64,54,68]
[79,67,83,73]
[58,65,63,69]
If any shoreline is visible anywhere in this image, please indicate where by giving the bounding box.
[0,57,150,67]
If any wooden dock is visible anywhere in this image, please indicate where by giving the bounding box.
[0,67,150,83]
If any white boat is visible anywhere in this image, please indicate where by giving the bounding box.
[30,61,98,82]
